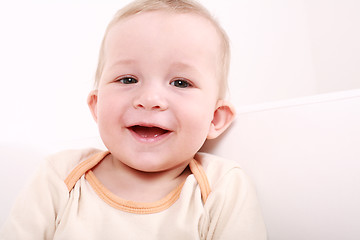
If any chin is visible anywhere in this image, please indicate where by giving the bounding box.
[130,162,170,173]
[128,156,188,173]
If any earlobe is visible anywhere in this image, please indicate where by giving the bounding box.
[207,100,236,139]
[87,90,99,122]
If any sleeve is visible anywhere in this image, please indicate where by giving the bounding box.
[205,168,267,240]
[0,159,69,240]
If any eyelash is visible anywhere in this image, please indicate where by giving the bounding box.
[114,76,138,84]
[170,79,193,88]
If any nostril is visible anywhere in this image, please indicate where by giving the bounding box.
[133,93,168,111]
[135,103,145,109]
[135,103,163,110]
[152,105,161,110]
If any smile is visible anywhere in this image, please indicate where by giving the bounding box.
[128,125,172,142]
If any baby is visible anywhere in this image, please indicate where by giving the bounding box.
[0,0,267,239]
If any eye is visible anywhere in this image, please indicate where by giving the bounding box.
[170,79,192,88]
[115,76,138,84]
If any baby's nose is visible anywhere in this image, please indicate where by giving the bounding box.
[133,88,168,111]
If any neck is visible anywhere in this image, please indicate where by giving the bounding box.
[93,154,191,202]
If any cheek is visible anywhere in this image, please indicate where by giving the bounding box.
[97,92,125,124]
[178,98,215,139]
[182,114,213,154]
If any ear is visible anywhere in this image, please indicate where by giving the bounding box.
[87,90,99,123]
[207,100,236,139]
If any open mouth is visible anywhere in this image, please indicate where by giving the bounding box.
[129,125,170,139]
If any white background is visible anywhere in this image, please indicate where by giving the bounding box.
[1,0,360,239]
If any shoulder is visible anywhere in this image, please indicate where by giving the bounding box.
[194,152,248,187]
[194,152,257,201]
[44,148,103,180]
[195,153,267,239]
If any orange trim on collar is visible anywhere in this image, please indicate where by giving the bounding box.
[64,151,110,191]
[189,159,211,203]
[86,170,185,214]
[64,151,211,214]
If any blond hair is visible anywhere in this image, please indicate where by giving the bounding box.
[95,0,230,98]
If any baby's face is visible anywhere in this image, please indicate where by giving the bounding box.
[91,11,223,172]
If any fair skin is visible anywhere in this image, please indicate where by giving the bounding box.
[88,10,235,202]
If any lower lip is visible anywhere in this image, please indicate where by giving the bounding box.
[127,128,172,143]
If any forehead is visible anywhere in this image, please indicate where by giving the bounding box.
[107,10,220,42]
[103,10,222,67]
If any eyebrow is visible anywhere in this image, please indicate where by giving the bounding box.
[169,61,201,76]
[108,59,136,69]
[170,61,194,70]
